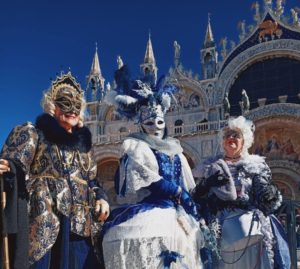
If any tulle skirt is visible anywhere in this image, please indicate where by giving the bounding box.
[102,206,204,269]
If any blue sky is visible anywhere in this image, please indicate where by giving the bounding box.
[0,0,298,146]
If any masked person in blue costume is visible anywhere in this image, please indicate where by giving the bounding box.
[0,72,109,269]
[102,65,204,269]
[192,116,291,269]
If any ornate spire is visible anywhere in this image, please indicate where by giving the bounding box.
[140,33,158,84]
[204,14,215,48]
[143,32,156,65]
[89,43,102,76]
[200,14,217,79]
[85,43,105,102]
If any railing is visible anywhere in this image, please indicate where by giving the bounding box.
[169,120,227,136]
[94,120,227,145]
[95,133,130,144]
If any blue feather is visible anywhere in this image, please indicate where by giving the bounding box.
[154,75,166,93]
[114,65,132,95]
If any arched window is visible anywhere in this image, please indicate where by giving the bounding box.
[119,127,128,139]
[119,127,127,133]
[174,119,183,134]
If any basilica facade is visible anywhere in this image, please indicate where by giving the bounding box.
[84,1,300,266]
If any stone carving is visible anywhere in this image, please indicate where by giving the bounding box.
[106,82,111,92]
[220,37,227,60]
[246,103,300,121]
[174,41,181,67]
[223,92,230,118]
[240,89,250,114]
[205,83,215,106]
[275,0,284,18]
[238,20,246,41]
[230,40,236,50]
[258,20,282,41]
[117,55,124,69]
[291,8,300,27]
[264,0,272,10]
[252,2,261,23]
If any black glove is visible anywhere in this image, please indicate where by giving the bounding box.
[193,171,229,199]
[205,171,230,187]
[257,185,280,216]
[180,189,200,220]
[261,185,278,202]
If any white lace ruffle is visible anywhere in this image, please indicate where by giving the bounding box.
[118,138,196,204]
[103,207,204,269]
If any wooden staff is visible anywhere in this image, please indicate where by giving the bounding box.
[1,176,10,269]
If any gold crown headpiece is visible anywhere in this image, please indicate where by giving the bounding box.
[50,71,83,100]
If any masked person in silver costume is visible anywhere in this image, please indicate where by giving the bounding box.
[0,72,109,269]
[192,116,290,269]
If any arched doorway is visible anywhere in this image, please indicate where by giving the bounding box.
[250,116,300,267]
[97,157,119,207]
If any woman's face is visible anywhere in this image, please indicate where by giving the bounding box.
[223,128,244,158]
[54,107,80,133]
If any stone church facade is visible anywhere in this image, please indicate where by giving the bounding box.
[84,1,300,266]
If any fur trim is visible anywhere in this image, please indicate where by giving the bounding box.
[35,113,92,152]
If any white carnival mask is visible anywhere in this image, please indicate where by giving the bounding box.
[140,104,166,139]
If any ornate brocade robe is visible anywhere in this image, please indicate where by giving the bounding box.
[1,114,105,263]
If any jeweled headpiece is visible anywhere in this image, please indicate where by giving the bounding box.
[105,65,178,121]
[50,72,83,115]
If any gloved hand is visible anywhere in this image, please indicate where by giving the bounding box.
[180,189,200,220]
[204,171,230,188]
[257,185,280,216]
[193,171,230,199]
[261,185,278,202]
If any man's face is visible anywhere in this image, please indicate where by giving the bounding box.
[140,104,165,139]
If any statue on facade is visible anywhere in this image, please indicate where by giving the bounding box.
[252,2,261,23]
[275,0,284,18]
[105,82,111,92]
[223,91,230,118]
[230,40,236,50]
[173,40,181,67]
[264,0,272,10]
[291,8,300,27]
[240,89,250,114]
[220,37,227,60]
[238,20,246,41]
[117,55,124,69]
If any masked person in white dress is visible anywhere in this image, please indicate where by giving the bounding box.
[101,66,204,269]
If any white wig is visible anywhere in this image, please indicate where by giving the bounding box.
[220,116,255,157]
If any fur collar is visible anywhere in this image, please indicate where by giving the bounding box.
[35,113,92,152]
[128,132,183,156]
[208,154,267,175]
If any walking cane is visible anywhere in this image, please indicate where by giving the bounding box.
[1,175,10,269]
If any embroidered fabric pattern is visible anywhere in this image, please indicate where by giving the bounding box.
[198,154,282,268]
[1,123,102,263]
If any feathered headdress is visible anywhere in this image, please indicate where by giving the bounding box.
[105,65,178,121]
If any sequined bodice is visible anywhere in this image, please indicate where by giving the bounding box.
[153,150,182,185]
